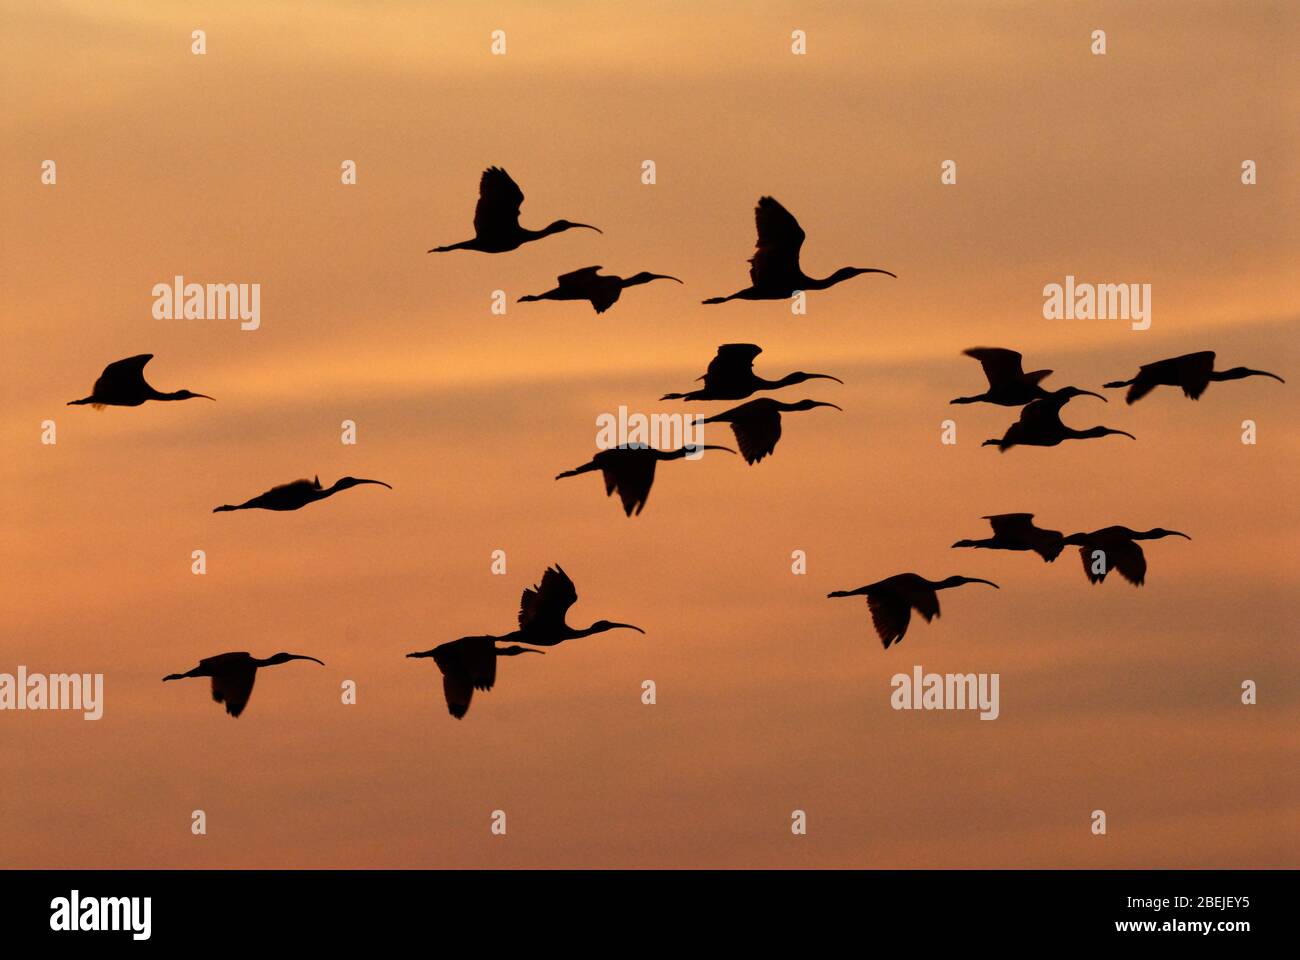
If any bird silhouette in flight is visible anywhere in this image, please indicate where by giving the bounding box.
[702,398,841,464]
[556,444,735,516]
[661,343,843,401]
[952,513,1065,562]
[827,573,999,649]
[1103,351,1285,404]
[514,565,645,646]
[518,266,681,314]
[427,167,601,253]
[1061,526,1190,586]
[213,475,391,512]
[951,347,1103,406]
[983,388,1134,451]
[407,636,542,719]
[68,354,214,408]
[702,197,895,303]
[162,651,324,718]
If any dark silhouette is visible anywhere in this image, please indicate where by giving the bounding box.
[1104,351,1284,404]
[661,343,842,401]
[702,197,895,303]
[514,565,645,646]
[407,636,541,719]
[702,398,841,464]
[427,167,600,253]
[162,651,324,718]
[1061,526,1190,586]
[68,354,213,408]
[518,266,680,313]
[827,573,999,649]
[213,475,391,512]
[556,444,735,516]
[983,388,1134,451]
[951,347,1103,406]
[952,513,1065,562]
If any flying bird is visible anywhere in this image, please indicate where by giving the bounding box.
[660,343,843,401]
[556,444,734,516]
[951,347,1102,406]
[514,565,645,646]
[702,197,895,303]
[1103,351,1284,404]
[702,398,841,465]
[518,266,681,314]
[213,475,391,512]
[406,636,542,719]
[1061,526,1190,586]
[983,388,1134,451]
[827,574,999,649]
[67,354,214,408]
[952,513,1065,562]
[427,167,601,253]
[162,651,324,718]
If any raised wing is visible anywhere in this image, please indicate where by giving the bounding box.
[94,354,153,394]
[473,167,525,237]
[984,513,1037,538]
[963,348,1027,387]
[519,565,578,632]
[702,343,762,392]
[748,197,804,289]
[556,265,603,287]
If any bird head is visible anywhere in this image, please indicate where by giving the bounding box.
[626,272,682,286]
[1220,367,1285,384]
[787,399,842,412]
[784,371,844,387]
[173,390,216,401]
[1141,528,1191,541]
[1084,427,1136,441]
[681,444,738,461]
[1055,386,1107,402]
[591,620,645,635]
[938,576,1000,589]
[334,477,393,491]
[498,645,545,656]
[547,219,602,235]
[263,653,325,667]
[832,266,898,282]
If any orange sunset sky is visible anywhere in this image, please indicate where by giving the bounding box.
[1,0,1297,868]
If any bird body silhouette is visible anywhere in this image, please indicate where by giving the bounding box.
[162,651,324,717]
[1061,526,1190,586]
[428,167,600,253]
[827,574,999,649]
[953,513,1065,562]
[702,397,840,464]
[661,343,842,401]
[513,565,645,646]
[407,636,541,719]
[213,475,391,512]
[556,444,734,516]
[983,388,1134,450]
[518,266,680,313]
[950,347,1101,406]
[702,197,895,303]
[1103,351,1284,403]
[68,354,213,408]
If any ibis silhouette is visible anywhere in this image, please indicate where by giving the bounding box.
[1103,351,1284,404]
[556,444,734,516]
[1061,526,1190,586]
[513,565,645,646]
[518,266,680,313]
[827,574,999,649]
[984,388,1134,451]
[213,475,391,512]
[427,167,600,253]
[68,354,213,408]
[661,343,842,401]
[952,513,1065,562]
[702,197,895,303]
[702,398,841,464]
[407,636,542,719]
[951,347,1103,406]
[162,651,324,718]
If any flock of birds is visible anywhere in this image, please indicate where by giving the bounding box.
[67,167,1285,717]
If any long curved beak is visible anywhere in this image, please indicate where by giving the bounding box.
[701,445,737,455]
[1168,531,1192,540]
[194,393,217,401]
[1112,430,1137,440]
[289,655,326,665]
[968,578,1000,588]
[815,402,844,411]
[357,479,393,489]
[651,274,683,284]
[1078,389,1106,402]
[1255,370,1286,383]
[809,374,844,385]
[609,623,645,634]
[573,223,602,234]
[857,268,898,278]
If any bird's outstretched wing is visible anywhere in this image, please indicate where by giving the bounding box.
[748,197,804,289]
[210,663,256,718]
[556,265,603,286]
[1161,352,1216,400]
[519,565,579,632]
[702,343,762,393]
[601,454,656,516]
[723,403,782,464]
[266,478,319,496]
[984,512,1036,538]
[93,354,153,395]
[430,636,502,718]
[1108,541,1148,586]
[963,348,1027,387]
[909,588,941,623]
[867,593,911,649]
[473,167,525,237]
